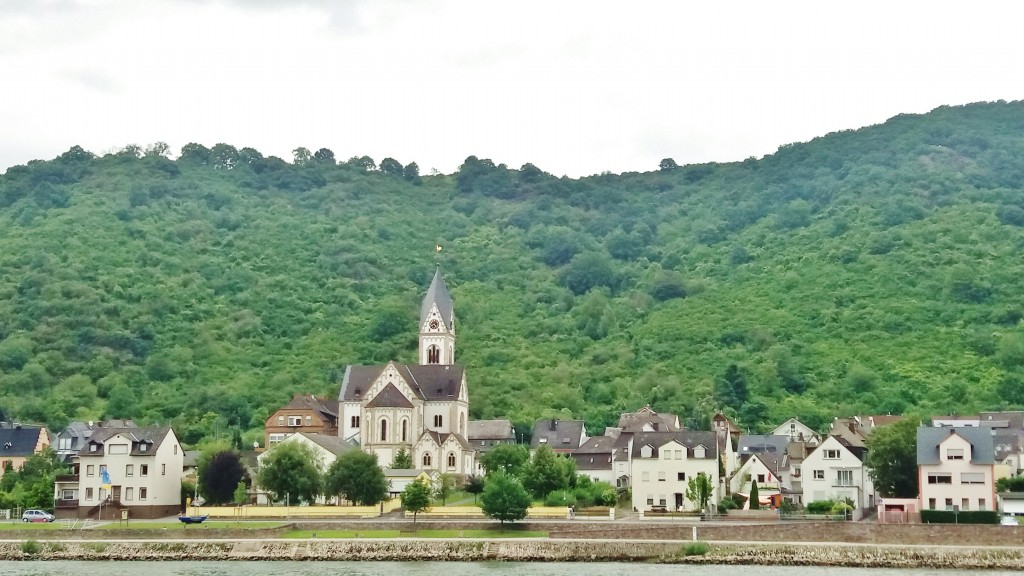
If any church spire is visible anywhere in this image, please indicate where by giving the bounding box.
[419,268,455,365]
[420,267,453,330]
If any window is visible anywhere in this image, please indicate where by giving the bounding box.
[90,444,98,452]
[757,474,766,483]
[87,465,95,477]
[813,470,824,480]
[161,464,166,475]
[379,419,388,442]
[427,345,440,364]
[140,487,147,501]
[961,472,985,484]
[646,497,654,505]
[658,471,666,482]
[823,449,840,459]
[961,498,969,511]
[927,473,953,484]
[305,415,312,425]
[978,498,987,510]
[946,448,964,460]
[836,470,853,486]
[109,444,128,455]
[100,465,107,477]
[659,497,667,506]
[86,488,94,501]
[447,452,456,468]
[60,489,76,500]
[140,443,148,452]
[642,471,650,482]
[433,415,443,427]
[401,419,408,443]
[945,498,954,511]
[677,472,686,481]
[58,437,72,450]
[125,487,134,501]
[928,498,936,510]
[174,445,178,454]
[351,415,360,428]
[694,446,706,458]
[422,453,432,467]
[277,416,285,425]
[126,464,134,477]
[288,416,302,427]
[140,465,148,477]
[269,433,285,444]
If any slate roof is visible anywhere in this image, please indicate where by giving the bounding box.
[282,394,339,419]
[302,433,352,456]
[994,433,1023,462]
[979,411,1024,430]
[468,419,514,441]
[737,434,789,455]
[917,426,995,465]
[617,406,681,432]
[531,419,586,451]
[420,268,454,329]
[754,452,790,473]
[79,426,175,457]
[0,425,46,457]
[630,431,718,459]
[421,430,471,450]
[364,383,415,409]
[339,364,465,402]
[575,435,617,455]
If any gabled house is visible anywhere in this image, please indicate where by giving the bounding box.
[56,426,183,519]
[385,469,437,497]
[730,451,790,503]
[255,432,353,504]
[54,420,136,463]
[917,426,996,513]
[0,422,50,481]
[629,431,720,513]
[771,418,819,444]
[618,405,682,432]
[468,419,515,457]
[530,419,588,454]
[264,393,339,449]
[801,435,874,511]
[571,434,620,484]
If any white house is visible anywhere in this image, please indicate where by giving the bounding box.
[772,418,819,444]
[629,431,719,513]
[730,452,789,503]
[56,426,183,519]
[255,432,352,504]
[801,435,874,511]
[917,426,996,513]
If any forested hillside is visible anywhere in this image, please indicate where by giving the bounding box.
[2,101,1024,446]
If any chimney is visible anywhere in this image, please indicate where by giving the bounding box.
[550,420,558,431]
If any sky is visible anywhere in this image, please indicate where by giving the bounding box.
[3,0,1024,178]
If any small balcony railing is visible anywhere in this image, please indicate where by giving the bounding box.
[55,499,79,509]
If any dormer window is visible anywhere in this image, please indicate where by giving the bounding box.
[140,443,148,452]
[90,444,98,452]
[694,446,706,458]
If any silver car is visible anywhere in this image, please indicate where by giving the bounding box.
[21,509,55,522]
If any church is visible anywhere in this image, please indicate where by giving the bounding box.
[337,269,475,475]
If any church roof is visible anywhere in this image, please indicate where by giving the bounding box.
[339,364,466,402]
[364,384,415,409]
[421,430,471,450]
[420,268,454,329]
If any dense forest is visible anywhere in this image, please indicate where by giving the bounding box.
[2,101,1024,448]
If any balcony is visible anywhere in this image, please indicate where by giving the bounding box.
[55,474,80,483]
[55,499,79,509]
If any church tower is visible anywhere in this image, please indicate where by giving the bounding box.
[419,268,455,365]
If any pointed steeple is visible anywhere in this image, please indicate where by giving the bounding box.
[420,267,454,330]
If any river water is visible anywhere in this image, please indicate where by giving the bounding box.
[0,562,1016,576]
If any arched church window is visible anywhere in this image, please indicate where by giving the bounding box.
[401,419,408,442]
[422,452,432,467]
[447,452,456,468]
[427,345,440,364]
[459,413,465,434]
[379,419,388,442]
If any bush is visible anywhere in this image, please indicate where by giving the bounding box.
[806,499,838,514]
[717,497,738,514]
[920,510,999,524]
[544,490,576,507]
[681,542,710,556]
[21,540,41,555]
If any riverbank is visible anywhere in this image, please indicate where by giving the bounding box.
[3,539,1024,569]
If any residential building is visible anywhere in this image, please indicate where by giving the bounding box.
[730,452,790,503]
[55,426,183,519]
[255,432,352,504]
[337,269,475,476]
[530,419,588,454]
[618,405,681,432]
[264,393,339,449]
[572,434,619,484]
[53,420,135,464]
[0,422,50,481]
[917,426,996,513]
[468,419,515,455]
[385,469,437,497]
[801,435,874,511]
[771,418,819,443]
[630,431,719,513]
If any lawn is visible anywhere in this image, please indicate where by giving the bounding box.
[0,522,63,531]
[283,529,547,539]
[103,521,286,530]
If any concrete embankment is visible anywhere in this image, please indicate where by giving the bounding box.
[3,540,1024,569]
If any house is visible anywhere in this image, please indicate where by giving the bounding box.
[530,419,588,454]
[264,393,339,449]
[384,469,437,497]
[571,434,620,484]
[618,405,682,432]
[730,451,790,504]
[55,426,183,519]
[337,269,475,476]
[0,422,50,480]
[711,412,741,438]
[917,426,996,513]
[468,419,516,456]
[255,432,353,504]
[53,420,135,464]
[801,435,875,512]
[771,418,819,443]
[629,431,720,513]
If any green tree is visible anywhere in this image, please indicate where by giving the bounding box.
[563,252,616,295]
[748,479,759,510]
[865,417,920,498]
[403,162,421,184]
[685,472,713,512]
[464,475,485,503]
[480,473,531,527]
[400,478,432,523]
[392,447,413,469]
[479,444,529,477]
[233,481,249,505]
[659,158,678,171]
[324,449,389,506]
[379,157,403,176]
[522,445,573,498]
[198,449,246,505]
[716,363,748,408]
[434,472,455,505]
[257,442,323,504]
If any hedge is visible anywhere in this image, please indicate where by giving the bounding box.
[920,510,999,524]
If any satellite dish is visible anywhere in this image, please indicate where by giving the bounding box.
[253,441,259,449]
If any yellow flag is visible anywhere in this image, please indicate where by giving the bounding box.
[435,244,443,252]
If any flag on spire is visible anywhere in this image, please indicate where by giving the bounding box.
[435,244,442,252]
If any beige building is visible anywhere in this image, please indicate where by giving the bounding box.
[629,431,720,513]
[918,427,996,512]
[801,435,875,511]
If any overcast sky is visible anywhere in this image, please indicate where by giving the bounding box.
[3,0,1023,177]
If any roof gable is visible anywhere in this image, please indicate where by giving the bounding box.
[365,383,415,409]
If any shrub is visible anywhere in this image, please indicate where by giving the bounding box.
[806,499,838,514]
[920,510,999,524]
[717,497,738,514]
[544,490,576,507]
[21,540,41,555]
[682,542,710,556]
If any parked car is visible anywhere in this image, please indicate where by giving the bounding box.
[22,509,55,522]
[1001,515,1018,526]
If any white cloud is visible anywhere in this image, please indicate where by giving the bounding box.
[2,0,1023,177]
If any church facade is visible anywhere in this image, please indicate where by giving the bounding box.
[337,269,475,475]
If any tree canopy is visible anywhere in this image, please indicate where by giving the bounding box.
[256,442,323,504]
[324,449,389,506]
[865,417,921,498]
[400,478,432,523]
[480,473,532,525]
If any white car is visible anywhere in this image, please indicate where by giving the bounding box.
[1001,515,1018,526]
[22,509,55,522]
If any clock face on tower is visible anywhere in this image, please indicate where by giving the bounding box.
[429,319,439,330]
